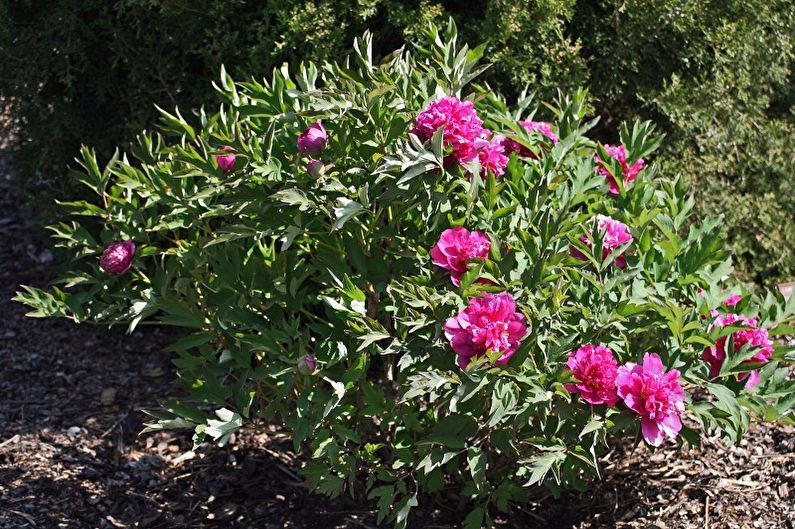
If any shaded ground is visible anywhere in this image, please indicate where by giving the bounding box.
[1,169,793,529]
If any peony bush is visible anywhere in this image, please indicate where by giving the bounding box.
[15,23,795,528]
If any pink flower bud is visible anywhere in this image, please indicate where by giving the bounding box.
[297,355,317,375]
[215,145,236,174]
[99,240,136,276]
[306,159,325,178]
[297,122,327,157]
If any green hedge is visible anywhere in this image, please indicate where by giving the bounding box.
[1,0,793,285]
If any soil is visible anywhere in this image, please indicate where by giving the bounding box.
[1,169,793,529]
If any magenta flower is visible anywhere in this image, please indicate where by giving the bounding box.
[616,353,685,447]
[523,121,558,144]
[306,159,325,178]
[503,120,559,157]
[723,294,742,307]
[703,313,773,387]
[596,145,645,195]
[297,354,317,375]
[564,344,620,406]
[431,227,491,286]
[475,135,509,178]
[698,290,743,320]
[297,122,327,157]
[99,240,136,276]
[214,145,236,174]
[571,215,633,268]
[444,292,527,369]
[412,96,485,165]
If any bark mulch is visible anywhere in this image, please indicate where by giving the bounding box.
[1,169,793,529]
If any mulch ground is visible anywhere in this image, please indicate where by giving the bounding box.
[1,167,793,529]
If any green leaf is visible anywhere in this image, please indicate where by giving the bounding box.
[706,383,742,418]
[158,299,204,328]
[332,198,366,229]
[522,450,566,487]
[719,342,766,377]
[463,507,485,529]
[204,408,243,446]
[420,414,478,449]
[322,379,346,418]
[395,493,418,529]
[167,332,213,352]
[357,330,392,352]
[467,447,487,491]
[488,379,518,427]
[579,419,603,438]
[273,188,315,211]
[367,485,395,524]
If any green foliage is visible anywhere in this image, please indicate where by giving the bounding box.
[570,0,795,286]
[0,1,449,182]
[15,25,795,527]
[3,2,794,286]
[0,0,582,215]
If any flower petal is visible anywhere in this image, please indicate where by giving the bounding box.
[641,418,664,447]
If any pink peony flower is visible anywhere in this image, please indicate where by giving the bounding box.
[571,215,633,268]
[703,313,774,387]
[214,145,236,174]
[297,122,327,157]
[616,353,685,447]
[306,159,325,178]
[444,292,527,369]
[99,240,136,276]
[698,290,743,320]
[723,294,742,307]
[297,354,317,375]
[502,120,559,157]
[523,121,558,144]
[564,344,620,406]
[475,135,509,178]
[596,145,645,195]
[412,96,485,164]
[431,227,491,286]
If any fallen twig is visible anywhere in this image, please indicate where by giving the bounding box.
[0,434,20,449]
[705,495,710,529]
[99,411,131,439]
[3,508,36,526]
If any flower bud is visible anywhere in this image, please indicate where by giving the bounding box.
[297,122,327,157]
[99,240,136,276]
[215,145,236,174]
[306,159,325,178]
[297,354,317,375]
